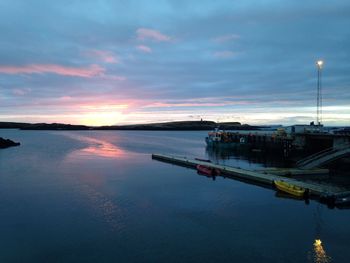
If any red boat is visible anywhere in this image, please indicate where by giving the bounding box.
[196,164,221,176]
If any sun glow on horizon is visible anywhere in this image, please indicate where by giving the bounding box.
[79,111,125,126]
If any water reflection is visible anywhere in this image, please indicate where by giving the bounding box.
[206,146,293,168]
[311,239,332,263]
[63,133,127,159]
[78,183,126,232]
[309,204,332,262]
[57,133,130,230]
[274,190,309,204]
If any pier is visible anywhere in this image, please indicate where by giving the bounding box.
[152,154,350,197]
[297,144,350,169]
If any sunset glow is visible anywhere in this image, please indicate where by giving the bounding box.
[80,112,125,126]
[0,1,349,125]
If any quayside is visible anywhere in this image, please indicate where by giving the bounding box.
[152,153,350,205]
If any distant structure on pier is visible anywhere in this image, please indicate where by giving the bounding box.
[316,60,324,125]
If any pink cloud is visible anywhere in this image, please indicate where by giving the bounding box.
[0,64,105,78]
[144,102,228,108]
[59,96,73,101]
[84,50,119,64]
[136,45,152,53]
[101,74,126,81]
[213,51,236,59]
[136,28,171,42]
[213,34,240,43]
[12,88,31,96]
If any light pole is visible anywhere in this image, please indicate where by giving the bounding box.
[316,60,324,125]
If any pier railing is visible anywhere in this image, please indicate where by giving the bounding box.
[297,143,350,169]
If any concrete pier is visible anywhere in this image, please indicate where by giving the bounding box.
[256,167,329,176]
[152,153,349,197]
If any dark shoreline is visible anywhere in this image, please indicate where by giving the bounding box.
[0,137,20,149]
[0,121,262,131]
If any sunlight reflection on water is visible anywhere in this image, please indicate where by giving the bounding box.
[62,132,128,160]
[78,183,127,232]
[58,132,133,231]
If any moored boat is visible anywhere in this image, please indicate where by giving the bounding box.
[205,128,241,148]
[205,128,293,155]
[196,164,221,176]
[319,193,350,209]
[334,195,350,207]
[274,180,306,197]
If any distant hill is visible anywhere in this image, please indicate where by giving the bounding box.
[93,121,259,131]
[0,122,32,129]
[0,121,261,131]
[0,122,90,130]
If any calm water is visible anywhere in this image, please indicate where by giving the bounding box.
[0,130,349,263]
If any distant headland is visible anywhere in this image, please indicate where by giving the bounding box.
[0,121,261,131]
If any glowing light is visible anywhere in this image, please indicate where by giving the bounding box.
[312,239,331,263]
[315,239,322,246]
[79,104,128,110]
[316,60,324,68]
[79,111,125,126]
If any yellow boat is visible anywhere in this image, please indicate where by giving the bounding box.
[274,180,306,197]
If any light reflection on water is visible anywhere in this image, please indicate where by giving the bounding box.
[62,132,128,159]
[78,182,127,233]
[57,133,133,232]
[311,239,332,263]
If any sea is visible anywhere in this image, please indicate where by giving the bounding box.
[0,129,349,262]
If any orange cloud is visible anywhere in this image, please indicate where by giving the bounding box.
[0,64,105,78]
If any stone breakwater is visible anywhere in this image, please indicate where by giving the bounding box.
[0,137,20,148]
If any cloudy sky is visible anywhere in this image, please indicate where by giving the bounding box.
[0,0,349,126]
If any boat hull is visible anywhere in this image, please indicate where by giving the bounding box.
[335,196,350,207]
[205,137,240,148]
[274,180,306,197]
[196,164,221,176]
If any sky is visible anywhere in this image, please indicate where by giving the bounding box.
[0,0,349,126]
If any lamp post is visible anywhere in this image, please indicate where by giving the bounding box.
[316,60,324,125]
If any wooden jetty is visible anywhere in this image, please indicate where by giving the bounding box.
[152,154,349,197]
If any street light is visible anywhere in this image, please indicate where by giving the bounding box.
[316,60,324,125]
[317,60,323,69]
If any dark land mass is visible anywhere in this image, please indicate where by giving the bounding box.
[0,137,20,149]
[21,123,89,130]
[0,121,262,131]
[0,122,89,130]
[95,121,261,131]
